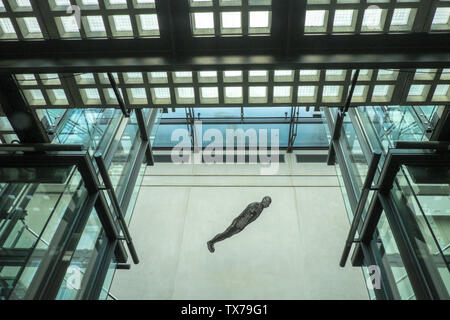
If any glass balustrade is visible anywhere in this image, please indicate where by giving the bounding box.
[0,165,88,300]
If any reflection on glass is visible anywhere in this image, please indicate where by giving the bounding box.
[394,165,450,296]
[0,166,88,300]
[376,212,416,300]
[56,209,104,300]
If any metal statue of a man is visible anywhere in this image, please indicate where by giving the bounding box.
[207,196,272,253]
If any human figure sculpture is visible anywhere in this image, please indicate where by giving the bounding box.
[207,196,272,253]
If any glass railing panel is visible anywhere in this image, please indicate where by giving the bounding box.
[357,106,427,153]
[376,212,416,300]
[99,258,117,300]
[54,109,123,157]
[6,167,89,299]
[56,208,105,300]
[392,165,450,296]
[108,114,140,197]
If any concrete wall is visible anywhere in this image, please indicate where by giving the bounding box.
[110,152,369,300]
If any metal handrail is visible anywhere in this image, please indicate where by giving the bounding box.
[340,150,382,267]
[94,153,139,264]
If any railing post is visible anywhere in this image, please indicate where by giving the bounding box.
[94,153,139,264]
[340,150,382,267]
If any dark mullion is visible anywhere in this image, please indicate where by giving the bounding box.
[425,69,442,103]
[382,6,394,35]
[218,70,225,105]
[98,0,114,39]
[317,69,326,106]
[3,1,25,41]
[326,0,337,35]
[354,1,366,34]
[192,71,201,107]
[142,72,154,109]
[243,69,249,107]
[241,0,249,37]
[420,0,439,33]
[213,0,221,37]
[126,0,140,38]
[35,75,53,108]
[30,0,59,39]
[60,73,84,107]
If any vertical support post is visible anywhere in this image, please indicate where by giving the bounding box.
[327,70,360,165]
[94,153,139,264]
[108,73,130,118]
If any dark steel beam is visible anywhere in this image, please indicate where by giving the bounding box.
[0,76,50,143]
[0,34,450,73]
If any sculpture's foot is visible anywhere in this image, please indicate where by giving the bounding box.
[207,241,215,253]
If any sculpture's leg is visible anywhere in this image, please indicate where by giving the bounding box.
[207,224,241,253]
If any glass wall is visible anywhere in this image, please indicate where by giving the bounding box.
[0,166,88,300]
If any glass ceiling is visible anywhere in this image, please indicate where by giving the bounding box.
[0,0,449,40]
[14,68,450,109]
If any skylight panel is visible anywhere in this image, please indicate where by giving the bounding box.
[352,85,365,97]
[391,8,411,26]
[23,17,41,33]
[130,88,147,99]
[193,12,214,29]
[362,8,382,28]
[434,84,449,96]
[249,11,269,28]
[87,16,106,32]
[175,72,192,78]
[249,86,267,97]
[373,85,389,96]
[55,0,71,5]
[323,86,340,97]
[85,88,100,99]
[300,70,318,76]
[82,0,99,5]
[154,88,170,99]
[305,10,326,27]
[225,86,242,98]
[408,84,425,96]
[201,87,219,98]
[274,86,291,97]
[151,72,167,78]
[140,14,159,31]
[30,89,44,100]
[224,71,242,77]
[177,87,195,98]
[249,70,267,77]
[274,70,293,77]
[432,7,450,25]
[199,71,217,78]
[333,10,353,27]
[52,89,67,100]
[61,16,79,33]
[113,15,132,32]
[222,12,242,29]
[0,18,15,35]
[298,86,315,97]
[16,0,31,8]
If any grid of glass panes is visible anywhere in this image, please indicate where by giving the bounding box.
[305,0,450,34]
[14,68,450,108]
[189,0,272,36]
[0,0,160,40]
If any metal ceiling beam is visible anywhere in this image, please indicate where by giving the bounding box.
[0,75,50,143]
[0,34,450,73]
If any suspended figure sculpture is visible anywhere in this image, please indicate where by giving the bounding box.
[207,196,272,253]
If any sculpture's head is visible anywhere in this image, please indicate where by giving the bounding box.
[261,196,272,208]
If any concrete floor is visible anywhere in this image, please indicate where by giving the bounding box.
[110,153,369,300]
